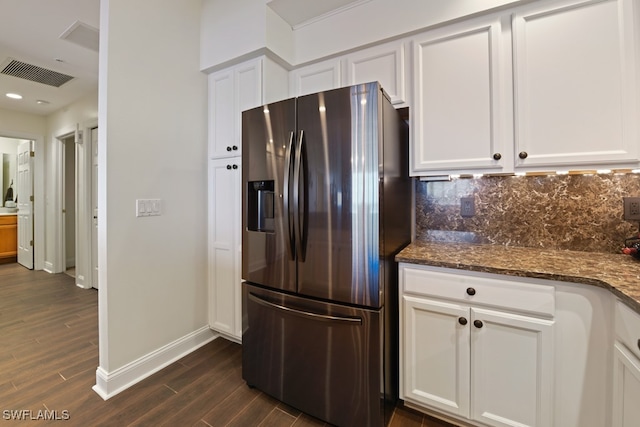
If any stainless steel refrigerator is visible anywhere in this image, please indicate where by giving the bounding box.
[241,82,411,427]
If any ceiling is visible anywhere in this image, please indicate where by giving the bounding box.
[0,0,99,116]
[0,0,364,117]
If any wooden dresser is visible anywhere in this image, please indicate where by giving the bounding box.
[0,215,17,263]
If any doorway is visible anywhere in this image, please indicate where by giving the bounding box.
[0,136,36,269]
[54,122,98,288]
[62,135,76,276]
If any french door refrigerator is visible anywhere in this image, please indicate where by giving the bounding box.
[241,82,411,427]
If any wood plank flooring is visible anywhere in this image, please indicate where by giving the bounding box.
[0,263,457,426]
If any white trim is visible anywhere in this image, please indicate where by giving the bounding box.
[44,261,54,273]
[75,119,98,289]
[92,327,218,400]
[52,126,76,274]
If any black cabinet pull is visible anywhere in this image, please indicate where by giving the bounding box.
[226,165,232,170]
[519,151,528,159]
[466,287,476,296]
[458,317,468,326]
[232,145,238,151]
[493,153,502,160]
[474,320,483,328]
[232,164,238,170]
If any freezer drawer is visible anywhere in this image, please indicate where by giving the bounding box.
[242,283,388,427]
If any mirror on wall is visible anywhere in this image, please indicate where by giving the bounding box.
[0,137,20,209]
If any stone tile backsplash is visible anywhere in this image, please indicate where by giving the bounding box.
[415,173,640,254]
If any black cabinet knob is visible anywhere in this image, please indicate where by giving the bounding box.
[466,287,476,296]
[226,165,232,170]
[232,145,238,151]
[226,146,232,151]
[519,151,528,159]
[232,164,238,170]
[493,153,502,160]
[474,320,484,328]
[458,317,468,326]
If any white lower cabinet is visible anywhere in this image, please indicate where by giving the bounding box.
[208,158,242,341]
[613,344,640,427]
[400,264,554,427]
[613,301,640,427]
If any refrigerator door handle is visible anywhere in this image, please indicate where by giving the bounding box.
[293,130,306,261]
[283,131,295,261]
[248,292,362,324]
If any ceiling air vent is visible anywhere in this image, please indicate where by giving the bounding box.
[1,59,74,87]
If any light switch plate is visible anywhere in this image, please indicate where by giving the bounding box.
[136,199,161,217]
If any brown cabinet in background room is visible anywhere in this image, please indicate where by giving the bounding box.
[0,215,17,263]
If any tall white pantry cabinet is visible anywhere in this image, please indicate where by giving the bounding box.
[207,57,287,341]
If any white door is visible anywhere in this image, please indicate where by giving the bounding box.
[470,307,554,427]
[402,295,470,417]
[91,127,98,288]
[208,158,241,339]
[613,343,640,427]
[16,140,33,269]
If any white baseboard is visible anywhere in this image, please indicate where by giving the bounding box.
[44,261,54,273]
[92,326,218,400]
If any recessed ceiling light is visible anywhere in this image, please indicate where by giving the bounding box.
[36,99,50,105]
[6,93,22,99]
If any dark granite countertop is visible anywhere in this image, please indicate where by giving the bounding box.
[396,241,640,314]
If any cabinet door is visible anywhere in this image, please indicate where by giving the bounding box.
[402,295,470,417]
[411,15,509,175]
[208,158,242,340]
[208,59,263,159]
[290,59,342,97]
[470,307,553,427]
[346,41,407,105]
[613,343,640,427]
[234,58,263,157]
[208,69,236,159]
[512,0,638,169]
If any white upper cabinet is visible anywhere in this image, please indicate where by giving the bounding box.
[290,40,407,106]
[209,57,287,159]
[208,69,237,159]
[512,0,639,170]
[411,15,510,175]
[345,40,407,106]
[289,58,343,97]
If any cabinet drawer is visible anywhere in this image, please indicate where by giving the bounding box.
[401,265,555,317]
[0,215,17,225]
[616,300,640,360]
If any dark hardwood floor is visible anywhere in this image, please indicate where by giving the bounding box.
[0,263,456,426]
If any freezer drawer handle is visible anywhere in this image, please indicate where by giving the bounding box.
[248,292,362,325]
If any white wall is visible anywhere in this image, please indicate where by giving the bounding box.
[201,0,530,70]
[200,0,269,70]
[0,108,46,136]
[291,0,527,64]
[98,0,209,374]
